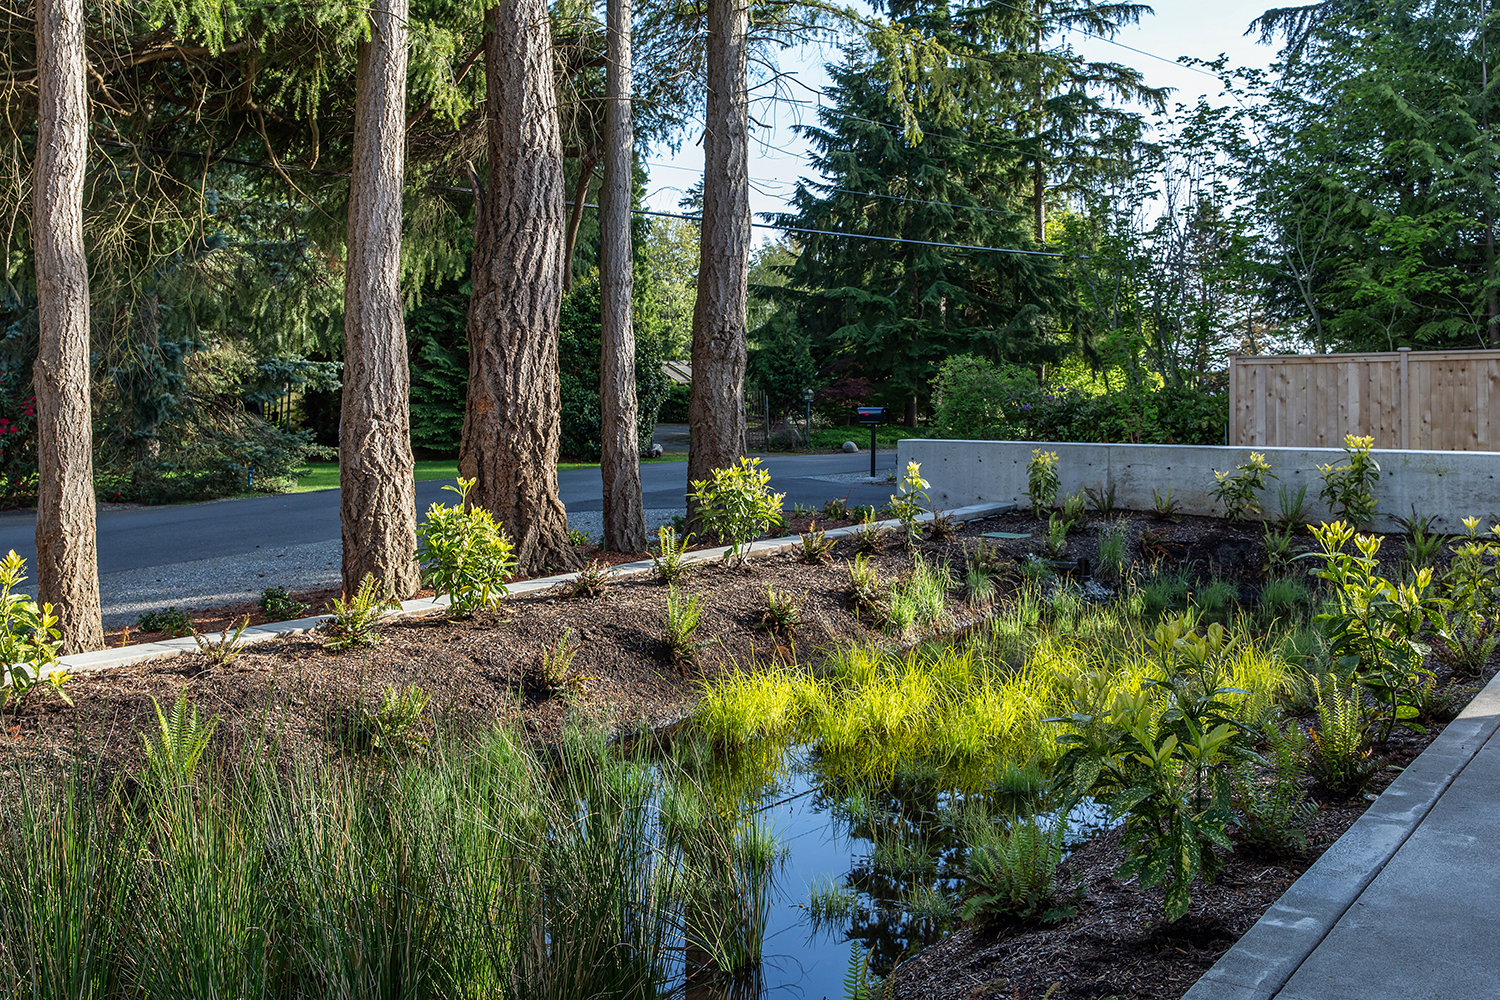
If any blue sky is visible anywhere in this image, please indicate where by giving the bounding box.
[640,0,1281,233]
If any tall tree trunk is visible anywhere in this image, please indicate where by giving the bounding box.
[460,1,580,575]
[600,0,646,552]
[340,0,420,598]
[33,0,101,654]
[686,0,750,517]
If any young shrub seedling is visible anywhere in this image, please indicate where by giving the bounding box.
[761,587,803,636]
[663,585,706,668]
[565,559,612,599]
[821,498,849,521]
[325,574,400,652]
[798,523,836,564]
[1211,452,1276,521]
[1044,513,1069,559]
[1318,434,1380,527]
[1026,449,1061,518]
[651,525,692,584]
[258,586,310,622]
[345,684,430,755]
[527,629,588,700]
[889,461,934,549]
[137,606,193,638]
[847,553,886,610]
[193,616,252,667]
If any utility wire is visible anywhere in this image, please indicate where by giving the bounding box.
[573,202,1068,257]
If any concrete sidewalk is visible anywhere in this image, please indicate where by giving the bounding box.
[1185,670,1500,999]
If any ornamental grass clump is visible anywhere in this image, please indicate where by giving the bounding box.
[417,478,517,617]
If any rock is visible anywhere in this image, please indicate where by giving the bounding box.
[648,443,664,458]
[842,440,859,453]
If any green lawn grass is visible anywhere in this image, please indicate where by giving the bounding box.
[284,455,687,494]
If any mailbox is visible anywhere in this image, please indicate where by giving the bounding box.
[856,406,886,426]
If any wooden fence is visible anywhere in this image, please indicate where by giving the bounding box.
[1228,348,1500,451]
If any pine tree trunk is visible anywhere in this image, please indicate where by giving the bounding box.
[33,0,101,654]
[600,0,647,552]
[460,1,580,576]
[686,0,750,517]
[340,0,420,598]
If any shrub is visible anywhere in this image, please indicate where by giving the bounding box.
[141,692,219,786]
[1060,491,1087,528]
[258,586,310,622]
[325,573,400,652]
[564,559,611,599]
[1444,516,1500,617]
[664,586,705,667]
[1211,452,1276,521]
[1308,521,1443,743]
[651,526,692,584]
[528,630,586,700]
[192,616,252,666]
[798,523,836,564]
[1025,450,1060,517]
[137,606,192,637]
[932,355,1038,439]
[847,554,885,610]
[1051,618,1256,921]
[0,549,68,714]
[417,478,517,617]
[1234,721,1317,857]
[889,461,933,548]
[820,498,849,521]
[346,684,430,755]
[1432,612,1499,676]
[1308,677,1378,796]
[852,516,891,555]
[959,815,1074,926]
[1317,435,1380,527]
[688,457,786,564]
[761,588,803,636]
[567,527,591,547]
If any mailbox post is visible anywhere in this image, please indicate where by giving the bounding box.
[856,406,885,478]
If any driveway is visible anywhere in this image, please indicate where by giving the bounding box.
[0,448,901,623]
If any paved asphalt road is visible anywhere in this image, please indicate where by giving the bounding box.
[0,449,900,577]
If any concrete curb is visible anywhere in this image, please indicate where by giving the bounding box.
[41,501,1015,681]
[1182,667,1500,1000]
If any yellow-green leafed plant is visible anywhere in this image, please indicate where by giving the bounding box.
[889,461,933,548]
[0,549,68,714]
[688,457,786,565]
[1025,449,1060,517]
[418,478,518,617]
[325,573,401,651]
[651,525,692,583]
[1212,451,1276,521]
[664,585,706,667]
[1317,435,1380,528]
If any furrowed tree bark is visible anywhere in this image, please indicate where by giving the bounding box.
[600,0,646,552]
[340,0,420,598]
[460,1,581,575]
[33,0,102,653]
[686,0,750,520]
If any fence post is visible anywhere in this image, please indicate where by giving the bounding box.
[1399,347,1411,449]
[1227,354,1238,445]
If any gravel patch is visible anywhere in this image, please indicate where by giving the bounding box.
[102,540,342,627]
[802,472,892,485]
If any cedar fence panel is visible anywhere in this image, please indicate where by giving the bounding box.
[1228,349,1500,451]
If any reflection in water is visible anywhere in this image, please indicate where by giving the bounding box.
[684,739,1113,1000]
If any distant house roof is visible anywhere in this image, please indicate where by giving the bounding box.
[663,360,692,385]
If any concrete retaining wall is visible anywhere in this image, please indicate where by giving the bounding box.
[897,439,1500,532]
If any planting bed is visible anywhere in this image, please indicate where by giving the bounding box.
[2,504,1495,1000]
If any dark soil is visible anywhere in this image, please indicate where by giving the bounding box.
[12,506,1492,1000]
